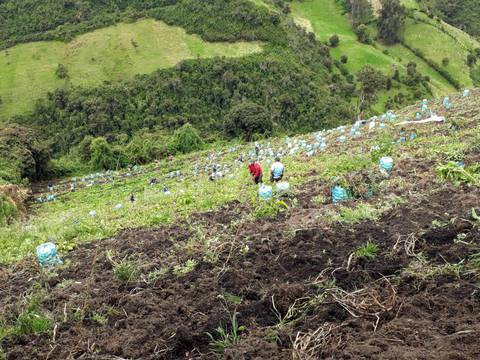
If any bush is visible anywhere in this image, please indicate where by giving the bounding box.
[225,101,273,141]
[55,64,69,79]
[340,55,348,64]
[168,123,204,154]
[442,57,450,67]
[329,34,340,47]
[89,137,120,170]
[467,54,477,67]
[0,194,18,225]
[355,24,371,44]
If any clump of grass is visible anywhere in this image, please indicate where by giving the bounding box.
[173,259,197,276]
[145,267,169,283]
[355,242,378,261]
[253,199,288,219]
[15,293,51,335]
[336,203,382,224]
[106,250,140,284]
[207,310,244,353]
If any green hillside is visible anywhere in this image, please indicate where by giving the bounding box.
[0,19,262,120]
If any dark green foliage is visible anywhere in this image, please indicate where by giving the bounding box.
[0,124,51,183]
[89,137,125,171]
[350,0,374,26]
[467,54,477,67]
[55,64,69,79]
[168,123,204,154]
[340,55,348,64]
[357,65,387,109]
[329,34,340,47]
[225,101,272,141]
[355,24,371,44]
[442,57,450,67]
[0,0,282,50]
[18,46,354,156]
[0,194,18,226]
[420,0,480,37]
[471,65,480,87]
[378,0,406,45]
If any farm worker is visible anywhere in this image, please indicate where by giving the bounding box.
[399,128,407,143]
[248,159,263,184]
[270,157,285,182]
[48,183,54,192]
[409,129,418,141]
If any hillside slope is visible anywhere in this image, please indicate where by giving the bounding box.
[0,19,262,120]
[0,90,479,358]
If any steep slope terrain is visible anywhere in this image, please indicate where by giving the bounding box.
[0,90,479,359]
[0,19,262,120]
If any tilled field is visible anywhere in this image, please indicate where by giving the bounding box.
[1,149,480,359]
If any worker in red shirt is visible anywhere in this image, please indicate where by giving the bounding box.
[248,159,263,184]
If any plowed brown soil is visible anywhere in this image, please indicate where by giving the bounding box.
[1,157,480,359]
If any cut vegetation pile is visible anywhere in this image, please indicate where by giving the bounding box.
[1,91,479,359]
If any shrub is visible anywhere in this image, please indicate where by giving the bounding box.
[355,24,371,44]
[467,54,477,67]
[329,34,340,47]
[168,123,204,154]
[0,194,18,225]
[442,57,450,67]
[355,242,378,261]
[89,137,117,170]
[55,64,69,79]
[340,55,348,64]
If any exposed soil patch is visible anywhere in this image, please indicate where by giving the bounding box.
[1,173,480,359]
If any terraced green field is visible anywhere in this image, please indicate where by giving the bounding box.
[0,19,263,120]
[290,0,455,97]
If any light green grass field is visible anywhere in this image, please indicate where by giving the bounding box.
[402,17,474,87]
[290,0,455,97]
[0,19,262,121]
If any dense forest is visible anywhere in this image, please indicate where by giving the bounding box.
[419,0,480,37]
[0,0,437,184]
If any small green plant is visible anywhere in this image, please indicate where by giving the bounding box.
[206,310,244,353]
[355,242,378,261]
[106,250,140,284]
[145,267,169,283]
[436,162,480,185]
[173,259,197,276]
[69,308,85,322]
[469,252,480,270]
[253,199,288,219]
[15,294,51,335]
[91,312,108,326]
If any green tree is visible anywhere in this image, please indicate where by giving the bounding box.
[351,0,374,26]
[378,0,405,45]
[225,101,272,141]
[355,24,371,44]
[356,65,387,110]
[467,53,477,67]
[329,34,340,47]
[168,123,204,154]
[90,137,116,170]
